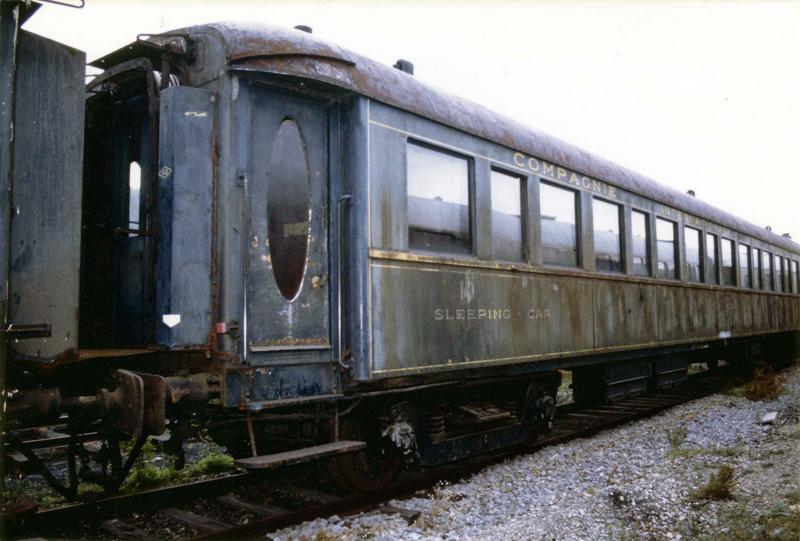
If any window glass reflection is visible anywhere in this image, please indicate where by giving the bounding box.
[656,218,677,279]
[706,233,718,285]
[684,226,702,282]
[593,198,622,272]
[407,142,471,255]
[540,183,578,267]
[631,210,650,277]
[491,170,524,261]
[738,244,751,288]
[721,238,735,286]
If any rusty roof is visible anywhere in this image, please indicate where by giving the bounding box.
[160,22,800,254]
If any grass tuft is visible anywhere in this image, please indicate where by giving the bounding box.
[691,465,736,501]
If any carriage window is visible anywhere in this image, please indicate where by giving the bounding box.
[631,210,650,277]
[407,142,471,255]
[753,247,761,289]
[490,169,524,261]
[656,218,677,279]
[738,244,751,288]
[706,233,718,285]
[792,260,799,293]
[763,251,773,290]
[128,161,141,235]
[267,119,311,301]
[593,198,622,273]
[775,255,784,292]
[721,238,735,286]
[540,182,579,267]
[684,226,702,282]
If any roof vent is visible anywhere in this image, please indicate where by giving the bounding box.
[783,233,792,239]
[686,189,696,197]
[393,59,414,75]
[766,225,773,231]
[294,25,312,34]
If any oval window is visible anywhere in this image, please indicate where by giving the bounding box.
[267,119,311,300]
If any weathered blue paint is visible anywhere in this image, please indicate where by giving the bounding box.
[156,87,216,347]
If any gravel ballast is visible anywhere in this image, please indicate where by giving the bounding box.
[269,365,800,540]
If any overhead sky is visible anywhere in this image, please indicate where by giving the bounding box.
[24,0,800,241]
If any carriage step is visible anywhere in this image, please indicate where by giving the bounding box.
[234,440,366,470]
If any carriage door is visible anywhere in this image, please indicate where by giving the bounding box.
[246,87,330,375]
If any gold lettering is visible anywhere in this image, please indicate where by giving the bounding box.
[592,180,602,193]
[557,167,567,179]
[491,309,503,320]
[502,309,512,319]
[467,309,476,320]
[543,163,555,176]
[514,152,526,167]
[569,172,580,186]
[477,309,487,319]
[456,309,465,320]
[582,176,591,189]
[527,157,540,172]
[608,186,617,198]
[434,308,444,321]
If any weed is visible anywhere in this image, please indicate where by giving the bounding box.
[666,427,687,449]
[744,365,784,401]
[697,501,800,541]
[691,465,735,501]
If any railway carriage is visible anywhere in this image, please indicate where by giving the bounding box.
[2,12,799,497]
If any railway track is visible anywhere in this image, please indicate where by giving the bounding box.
[4,366,741,540]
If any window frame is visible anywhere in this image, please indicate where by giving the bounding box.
[720,237,736,287]
[683,225,703,283]
[738,243,752,289]
[705,232,719,285]
[775,254,785,293]
[763,250,773,291]
[630,208,652,278]
[753,247,762,290]
[405,140,475,257]
[655,216,679,280]
[592,196,624,274]
[489,166,527,263]
[538,180,581,268]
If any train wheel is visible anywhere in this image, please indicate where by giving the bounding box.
[326,417,403,493]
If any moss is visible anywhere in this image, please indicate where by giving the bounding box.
[122,462,180,491]
[120,447,234,493]
[183,450,234,476]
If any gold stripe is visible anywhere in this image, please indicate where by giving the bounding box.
[368,248,798,295]
[370,329,793,376]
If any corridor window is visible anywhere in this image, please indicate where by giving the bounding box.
[753,248,762,289]
[792,260,799,293]
[763,251,773,290]
[656,218,677,279]
[593,198,622,273]
[631,210,650,277]
[684,226,702,282]
[721,238,735,286]
[128,161,142,235]
[407,142,471,255]
[775,255,784,292]
[738,244,751,288]
[706,233,718,285]
[491,169,524,262]
[540,182,579,267]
